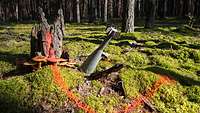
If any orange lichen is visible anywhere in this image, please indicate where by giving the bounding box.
[50,65,96,113]
[50,64,175,113]
[118,75,175,113]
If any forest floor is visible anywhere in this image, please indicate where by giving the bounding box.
[0,19,200,113]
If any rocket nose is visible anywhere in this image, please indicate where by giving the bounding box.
[106,27,118,35]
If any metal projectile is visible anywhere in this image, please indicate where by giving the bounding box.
[80,27,118,75]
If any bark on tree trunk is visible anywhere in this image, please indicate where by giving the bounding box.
[118,0,122,18]
[144,0,156,28]
[15,3,19,21]
[179,0,183,17]
[121,0,127,32]
[82,0,88,19]
[76,0,80,23]
[163,0,168,18]
[108,0,113,18]
[98,0,102,19]
[69,0,73,22]
[88,0,94,22]
[94,0,98,20]
[125,0,135,32]
[104,0,108,22]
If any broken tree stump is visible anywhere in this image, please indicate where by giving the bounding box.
[52,9,65,58]
[30,7,64,59]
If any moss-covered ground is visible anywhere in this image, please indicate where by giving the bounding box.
[0,20,200,113]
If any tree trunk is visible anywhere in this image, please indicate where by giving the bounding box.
[118,0,122,18]
[69,0,73,21]
[88,0,94,22]
[108,0,113,18]
[76,0,80,23]
[144,0,156,28]
[125,0,135,32]
[98,0,102,18]
[94,0,98,20]
[104,0,108,22]
[179,0,183,17]
[121,0,127,32]
[82,0,88,19]
[163,0,168,18]
[138,0,142,18]
[15,2,19,21]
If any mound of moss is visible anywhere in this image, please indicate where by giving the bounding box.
[0,23,200,113]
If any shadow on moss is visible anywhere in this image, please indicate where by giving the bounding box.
[0,51,29,65]
[145,66,200,86]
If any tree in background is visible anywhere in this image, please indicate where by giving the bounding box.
[0,0,200,25]
[76,0,80,23]
[104,0,108,22]
[144,0,156,28]
[122,0,135,32]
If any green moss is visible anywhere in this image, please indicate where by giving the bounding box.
[96,60,113,71]
[186,86,200,103]
[150,55,180,68]
[0,77,30,113]
[144,41,157,47]
[26,66,67,108]
[60,67,84,89]
[123,51,149,68]
[85,95,121,113]
[64,40,97,58]
[181,59,200,71]
[170,49,190,61]
[120,68,157,97]
[105,45,122,55]
[0,22,200,113]
[156,41,180,50]
[153,85,200,113]
[192,50,200,63]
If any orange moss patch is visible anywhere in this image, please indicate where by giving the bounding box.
[118,75,175,113]
[50,65,96,113]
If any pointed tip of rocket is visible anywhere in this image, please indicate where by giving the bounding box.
[106,26,118,35]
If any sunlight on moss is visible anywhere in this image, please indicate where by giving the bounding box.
[0,22,200,113]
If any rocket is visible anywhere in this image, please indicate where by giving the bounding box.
[79,27,118,75]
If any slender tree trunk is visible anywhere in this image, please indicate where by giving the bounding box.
[138,0,142,18]
[108,0,113,18]
[163,0,168,17]
[76,0,80,23]
[122,0,127,32]
[15,2,19,21]
[82,0,88,19]
[0,2,2,21]
[94,0,98,20]
[179,0,183,17]
[88,0,94,22]
[125,0,135,32]
[188,0,195,16]
[98,0,102,18]
[118,0,122,18]
[69,0,73,21]
[173,0,176,16]
[104,0,108,22]
[144,0,156,28]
